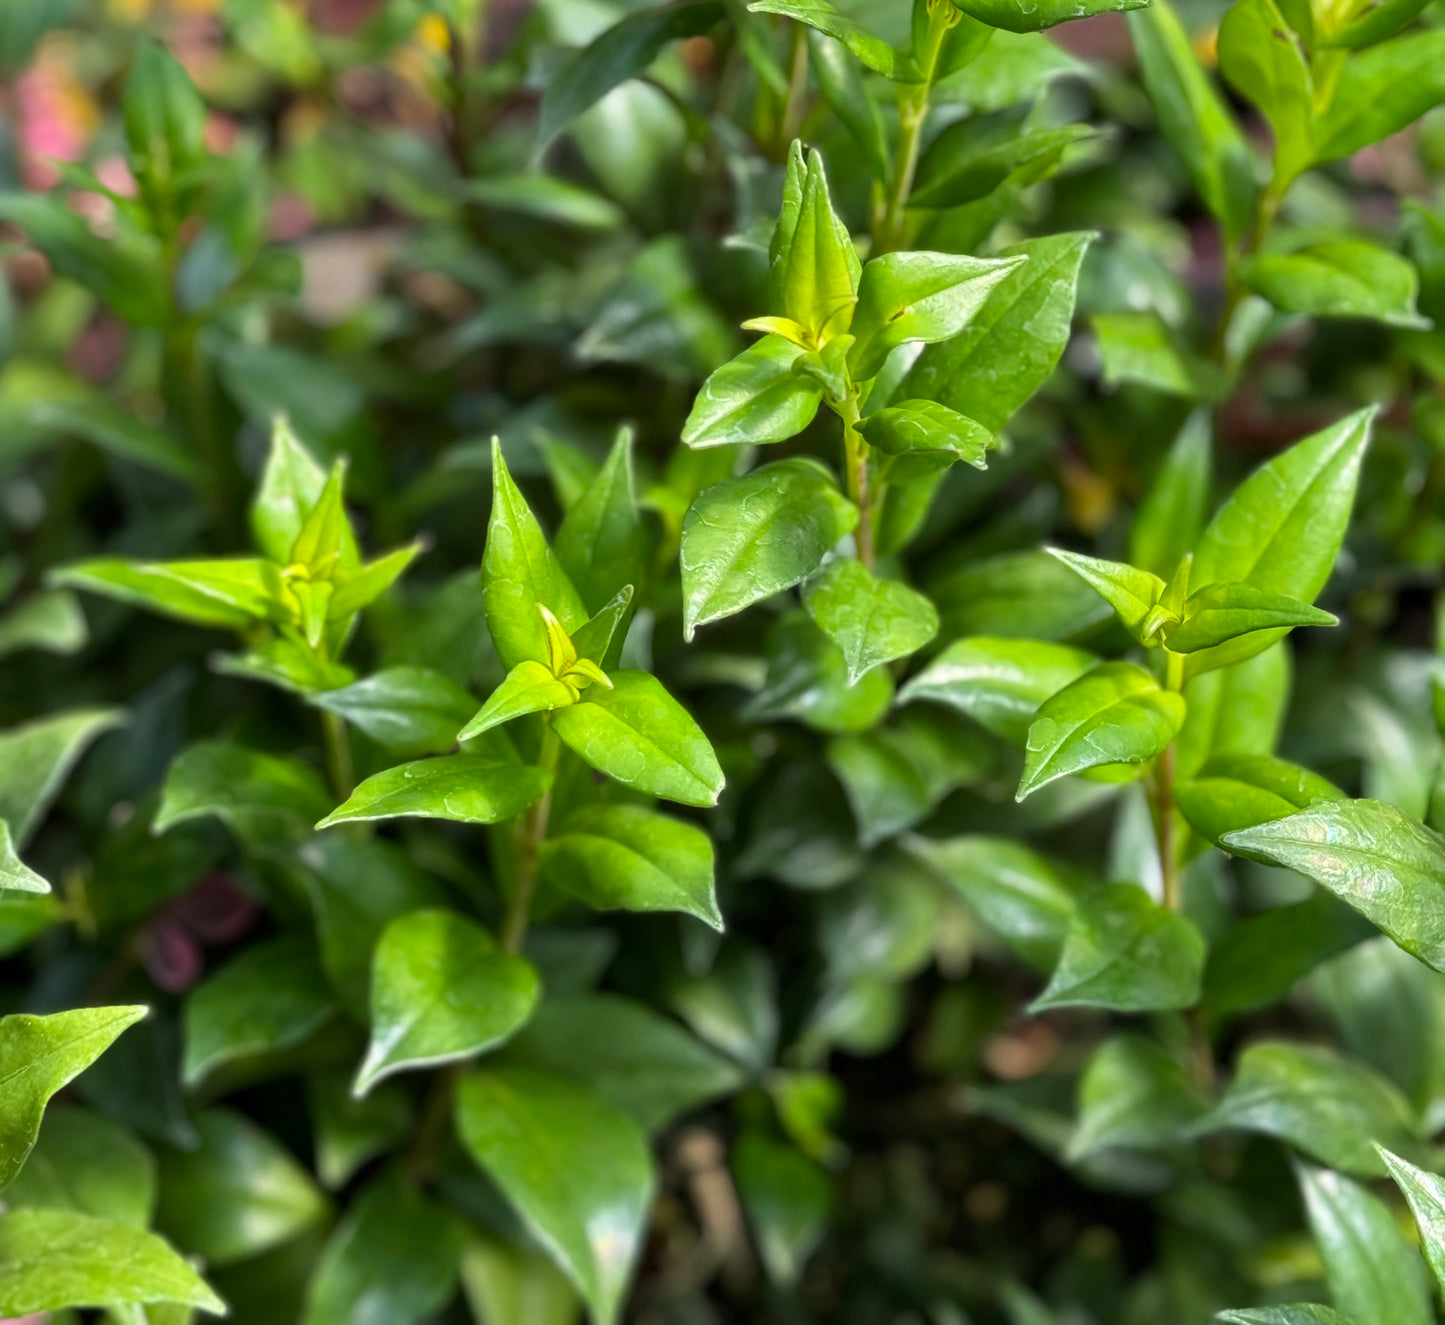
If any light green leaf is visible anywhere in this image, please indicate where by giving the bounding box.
[0,1208,224,1317]
[681,458,857,640]
[1216,1309,1353,1324]
[572,584,635,669]
[461,1234,581,1325]
[0,589,86,660]
[156,741,331,842]
[1242,240,1429,329]
[1296,1161,1433,1325]
[482,438,588,671]
[250,415,334,563]
[910,113,1096,211]
[746,0,916,78]
[857,400,995,467]
[4,1106,155,1226]
[317,749,550,828]
[51,558,276,630]
[0,706,123,847]
[1092,309,1220,399]
[1068,1034,1206,1161]
[1313,30,1445,162]
[455,1066,654,1325]
[458,661,578,741]
[1217,0,1314,183]
[1177,754,1345,855]
[540,804,721,930]
[552,670,724,807]
[0,1005,147,1186]
[1166,581,1337,654]
[182,934,336,1087]
[355,908,539,1096]
[156,1109,327,1268]
[808,29,889,181]
[1377,1146,1445,1301]
[898,636,1099,745]
[1222,798,1445,975]
[501,993,744,1132]
[1030,883,1205,1012]
[1018,662,1185,800]
[1193,1041,1419,1175]
[0,821,48,894]
[901,232,1095,432]
[555,427,648,614]
[1130,409,1213,579]
[1047,549,1165,643]
[681,335,823,449]
[309,666,477,756]
[951,0,1147,31]
[803,558,938,684]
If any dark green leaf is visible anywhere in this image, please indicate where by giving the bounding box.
[744,611,895,733]
[747,0,917,78]
[1068,1034,1207,1160]
[0,707,124,848]
[51,558,276,630]
[156,741,331,842]
[1242,241,1429,329]
[555,428,648,614]
[1130,409,1213,578]
[911,114,1095,210]
[732,1133,831,1284]
[803,558,938,684]
[1177,754,1345,855]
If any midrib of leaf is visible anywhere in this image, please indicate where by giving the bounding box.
[0,1011,139,1094]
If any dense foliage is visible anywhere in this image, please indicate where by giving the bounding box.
[5,0,1445,1320]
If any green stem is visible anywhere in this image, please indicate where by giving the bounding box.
[1150,649,1185,912]
[500,720,560,954]
[322,710,354,801]
[838,394,875,569]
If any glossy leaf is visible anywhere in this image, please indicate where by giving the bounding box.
[1068,1034,1206,1160]
[317,748,550,828]
[0,821,48,894]
[309,666,476,756]
[929,548,1114,642]
[681,335,823,449]
[911,114,1095,211]
[951,0,1147,30]
[1217,1310,1352,1325]
[1047,549,1165,642]
[766,142,860,346]
[747,0,916,78]
[0,707,123,847]
[1313,30,1445,162]
[459,661,579,740]
[1242,241,1429,329]
[250,415,332,563]
[745,611,895,733]
[555,427,647,614]
[1217,0,1314,183]
[732,1132,832,1285]
[1018,662,1185,799]
[803,558,938,683]
[51,557,276,630]
[1166,581,1336,654]
[1177,754,1345,855]
[1378,1146,1445,1299]
[857,399,995,467]
[355,908,539,1095]
[455,1066,654,1325]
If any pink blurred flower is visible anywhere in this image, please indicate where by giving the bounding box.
[15,48,97,190]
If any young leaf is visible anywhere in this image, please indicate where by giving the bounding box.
[552,670,725,807]
[680,458,857,640]
[0,707,123,848]
[1377,1146,1445,1300]
[1030,883,1206,1012]
[1216,0,1314,184]
[156,741,332,842]
[309,666,478,756]
[355,909,540,1096]
[857,400,995,467]
[848,250,1027,381]
[1312,30,1445,162]
[1217,1309,1353,1325]
[0,1005,147,1185]
[539,805,722,930]
[1296,1162,1433,1325]
[1192,1041,1419,1175]
[1176,754,1345,855]
[746,0,918,79]
[1165,581,1337,654]
[767,143,860,347]
[1047,549,1166,643]
[482,438,588,671]
[682,335,823,449]
[572,584,635,670]
[1017,662,1185,799]
[803,558,938,684]
[1068,1034,1207,1161]
[555,427,648,614]
[0,822,48,895]
[0,1208,225,1318]
[1241,241,1429,329]
[250,416,332,563]
[317,750,551,828]
[1126,0,1256,239]
[123,41,207,195]
[51,557,276,630]
[1129,409,1213,578]
[459,661,579,740]
[455,1066,654,1325]
[900,231,1095,432]
[899,636,1099,745]
[1222,798,1445,974]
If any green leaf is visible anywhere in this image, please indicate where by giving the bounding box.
[302,1166,464,1325]
[1047,549,1165,643]
[1377,1147,1445,1301]
[0,589,86,660]
[808,29,889,182]
[898,636,1098,744]
[0,1208,224,1317]
[745,611,895,733]
[1222,798,1445,974]
[539,804,721,930]
[308,1070,412,1190]
[22,393,201,482]
[1030,883,1205,1012]
[1166,581,1337,654]
[825,732,931,848]
[848,251,1027,381]
[906,835,1080,970]
[803,558,938,684]
[681,335,823,449]
[901,232,1095,432]
[1177,754,1345,855]
[182,934,336,1087]
[0,821,47,895]
[156,741,331,842]
[309,666,477,756]
[538,0,723,144]
[1217,0,1314,183]
[0,706,123,848]
[123,41,207,195]
[1296,1161,1433,1325]
[1193,1041,1419,1175]
[156,1109,327,1268]
[552,670,724,807]
[455,1066,653,1325]
[355,908,539,1096]
[572,585,635,670]
[501,993,744,1132]
[1018,662,1185,800]
[732,1132,832,1285]
[1313,30,1445,162]
[1126,0,1257,239]
[910,113,1096,211]
[857,399,995,467]
[0,1005,147,1186]
[51,557,276,630]
[1216,1309,1353,1324]
[215,636,356,696]
[1242,240,1429,329]
[317,749,550,828]
[1175,641,1291,781]
[1092,309,1220,399]
[555,428,647,614]
[1068,1034,1207,1161]
[1326,0,1430,46]
[250,415,333,564]
[482,438,589,671]
[461,1235,581,1325]
[747,0,917,78]
[4,1106,155,1226]
[951,0,1147,31]
[1130,409,1213,579]
[680,458,856,640]
[459,661,578,741]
